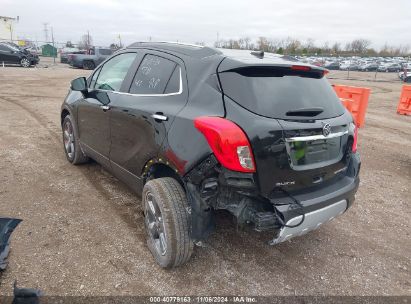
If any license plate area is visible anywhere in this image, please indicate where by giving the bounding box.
[285,134,345,171]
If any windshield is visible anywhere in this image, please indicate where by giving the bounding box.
[219,68,345,120]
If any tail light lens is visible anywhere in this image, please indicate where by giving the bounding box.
[291,65,311,71]
[352,124,358,153]
[194,116,256,173]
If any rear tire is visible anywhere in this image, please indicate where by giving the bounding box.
[62,115,89,165]
[142,178,193,268]
[82,61,95,70]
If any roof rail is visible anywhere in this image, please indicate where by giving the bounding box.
[128,41,204,48]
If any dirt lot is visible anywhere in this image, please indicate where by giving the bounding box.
[0,58,410,296]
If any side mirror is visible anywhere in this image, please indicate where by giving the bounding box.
[70,77,88,93]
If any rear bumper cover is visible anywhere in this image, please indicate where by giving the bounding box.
[270,199,347,245]
[272,175,359,224]
[268,153,360,244]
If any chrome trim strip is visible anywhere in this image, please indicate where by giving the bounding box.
[96,67,183,97]
[285,130,348,142]
[151,114,168,121]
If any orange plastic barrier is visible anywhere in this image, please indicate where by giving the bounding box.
[332,85,371,128]
[397,85,411,115]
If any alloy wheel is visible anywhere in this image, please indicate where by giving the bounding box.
[63,120,75,159]
[21,58,30,68]
[144,192,167,256]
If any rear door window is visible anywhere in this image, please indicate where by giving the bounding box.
[129,54,177,94]
[0,44,11,52]
[164,66,180,94]
[219,67,345,120]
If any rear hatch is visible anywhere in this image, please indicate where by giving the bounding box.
[218,61,353,197]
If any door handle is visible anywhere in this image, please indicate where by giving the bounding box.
[151,113,168,121]
[100,105,110,111]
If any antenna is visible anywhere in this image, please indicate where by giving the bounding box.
[251,50,264,59]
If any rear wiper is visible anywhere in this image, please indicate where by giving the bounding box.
[286,107,324,117]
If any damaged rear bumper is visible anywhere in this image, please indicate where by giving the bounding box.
[185,153,360,243]
[269,174,359,245]
[270,199,347,245]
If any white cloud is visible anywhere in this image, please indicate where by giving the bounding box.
[3,0,411,49]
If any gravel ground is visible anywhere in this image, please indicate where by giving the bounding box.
[0,58,410,296]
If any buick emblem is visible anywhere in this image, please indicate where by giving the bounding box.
[322,123,331,137]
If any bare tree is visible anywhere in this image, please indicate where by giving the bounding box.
[257,37,270,51]
[331,42,341,55]
[283,37,301,55]
[78,33,93,50]
[213,37,410,56]
[303,38,316,55]
[349,39,371,54]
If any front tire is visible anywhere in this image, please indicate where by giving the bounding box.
[20,57,30,68]
[142,178,193,268]
[62,115,89,165]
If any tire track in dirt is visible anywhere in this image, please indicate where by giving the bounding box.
[0,94,63,99]
[0,96,141,233]
[0,96,60,144]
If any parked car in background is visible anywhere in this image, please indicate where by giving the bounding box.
[24,46,41,56]
[69,47,113,69]
[358,62,379,72]
[61,49,85,63]
[324,61,340,70]
[61,43,360,267]
[340,62,359,71]
[377,63,401,72]
[0,42,39,67]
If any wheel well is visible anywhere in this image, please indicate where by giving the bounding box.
[146,163,184,188]
[61,109,70,125]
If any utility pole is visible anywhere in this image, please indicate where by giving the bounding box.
[51,26,56,64]
[87,30,90,54]
[43,23,49,43]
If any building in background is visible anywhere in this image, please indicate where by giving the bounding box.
[41,43,57,57]
[0,16,18,41]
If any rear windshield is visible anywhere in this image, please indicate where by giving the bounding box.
[219,67,345,120]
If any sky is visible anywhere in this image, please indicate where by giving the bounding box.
[2,0,411,49]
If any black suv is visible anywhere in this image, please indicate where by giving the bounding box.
[61,42,360,268]
[0,42,39,67]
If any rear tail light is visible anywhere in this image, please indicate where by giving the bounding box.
[352,124,358,153]
[194,116,256,173]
